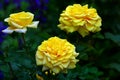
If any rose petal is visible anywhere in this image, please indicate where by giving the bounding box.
[42,66,49,71]
[4,18,9,22]
[52,66,61,73]
[14,28,27,33]
[78,27,89,37]
[2,28,14,34]
[62,61,70,68]
[68,62,76,69]
[27,21,39,28]
[85,23,94,31]
[11,21,23,28]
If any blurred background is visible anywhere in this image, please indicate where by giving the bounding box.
[0,0,120,80]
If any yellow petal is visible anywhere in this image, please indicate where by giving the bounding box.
[78,27,89,37]
[10,21,23,28]
[42,66,49,71]
[68,62,76,69]
[85,23,94,31]
[62,61,70,68]
[52,66,61,73]
[95,19,102,27]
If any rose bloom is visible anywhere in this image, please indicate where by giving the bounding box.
[36,37,79,74]
[58,4,102,37]
[2,11,39,34]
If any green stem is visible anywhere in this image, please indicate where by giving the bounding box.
[21,33,36,79]
[21,33,28,54]
[8,62,15,80]
[4,51,16,80]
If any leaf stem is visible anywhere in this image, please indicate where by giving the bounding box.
[21,33,28,54]
[4,50,16,80]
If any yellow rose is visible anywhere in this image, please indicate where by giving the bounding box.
[36,37,79,74]
[58,4,102,37]
[2,11,39,33]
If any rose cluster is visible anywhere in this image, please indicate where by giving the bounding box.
[1,3,102,79]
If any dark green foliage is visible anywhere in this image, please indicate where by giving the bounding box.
[0,0,120,80]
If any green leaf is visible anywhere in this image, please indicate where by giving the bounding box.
[89,67,98,74]
[11,62,21,71]
[109,63,120,72]
[0,65,9,73]
[92,32,104,39]
[105,32,120,46]
[1,36,18,51]
[79,53,88,60]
